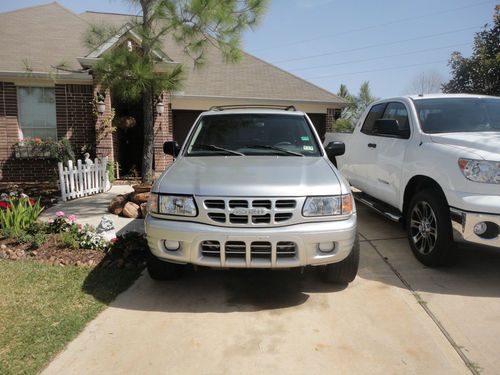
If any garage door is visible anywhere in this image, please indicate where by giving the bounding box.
[173,110,327,145]
[172,110,203,146]
[307,113,327,141]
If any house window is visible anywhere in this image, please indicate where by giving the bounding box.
[17,87,57,139]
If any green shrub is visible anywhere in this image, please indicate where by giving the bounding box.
[57,231,79,249]
[0,198,43,237]
[107,161,116,183]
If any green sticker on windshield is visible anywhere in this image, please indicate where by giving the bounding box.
[301,136,310,141]
[303,145,314,151]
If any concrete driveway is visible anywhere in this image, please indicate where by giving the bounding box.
[42,205,500,375]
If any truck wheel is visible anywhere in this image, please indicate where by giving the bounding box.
[406,189,455,267]
[146,251,185,280]
[320,235,359,284]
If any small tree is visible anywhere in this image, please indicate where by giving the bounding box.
[333,81,378,133]
[442,7,500,95]
[87,0,267,182]
[406,70,444,95]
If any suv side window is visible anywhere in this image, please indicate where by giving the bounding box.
[361,103,387,135]
[379,102,410,138]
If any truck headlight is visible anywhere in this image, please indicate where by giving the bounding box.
[158,195,197,216]
[458,159,500,184]
[302,194,353,217]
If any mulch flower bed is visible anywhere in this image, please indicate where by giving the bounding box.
[0,232,147,269]
[0,234,146,269]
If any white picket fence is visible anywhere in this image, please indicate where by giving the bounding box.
[58,157,110,202]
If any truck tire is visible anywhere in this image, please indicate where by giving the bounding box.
[320,235,359,284]
[146,251,185,280]
[406,189,456,267]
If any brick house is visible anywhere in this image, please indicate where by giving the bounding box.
[0,2,345,182]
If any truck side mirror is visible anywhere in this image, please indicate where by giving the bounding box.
[325,141,345,165]
[373,119,407,137]
[163,141,180,157]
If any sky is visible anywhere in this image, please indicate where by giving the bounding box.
[0,0,496,98]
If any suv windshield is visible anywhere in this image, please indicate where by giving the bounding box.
[414,97,500,134]
[185,113,321,157]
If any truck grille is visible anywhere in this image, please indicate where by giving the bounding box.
[200,240,297,264]
[202,198,297,226]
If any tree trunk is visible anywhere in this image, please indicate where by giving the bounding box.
[140,0,154,183]
[142,89,154,182]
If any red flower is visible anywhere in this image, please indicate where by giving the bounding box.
[110,237,119,244]
[0,201,11,209]
[28,198,36,206]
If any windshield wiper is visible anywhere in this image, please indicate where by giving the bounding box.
[244,144,304,157]
[191,144,244,156]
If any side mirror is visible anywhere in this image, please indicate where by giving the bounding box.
[373,119,407,137]
[325,141,345,165]
[163,141,180,157]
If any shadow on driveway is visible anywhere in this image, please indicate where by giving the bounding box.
[83,265,347,313]
[356,204,500,298]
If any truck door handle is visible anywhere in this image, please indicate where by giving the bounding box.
[368,143,377,148]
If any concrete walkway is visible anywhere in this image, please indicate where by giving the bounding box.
[41,204,500,374]
[41,185,144,235]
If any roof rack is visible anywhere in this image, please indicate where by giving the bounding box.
[208,104,297,112]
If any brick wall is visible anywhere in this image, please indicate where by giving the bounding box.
[153,93,174,174]
[0,81,96,182]
[94,87,115,162]
[55,84,95,152]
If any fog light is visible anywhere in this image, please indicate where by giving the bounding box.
[164,240,180,251]
[318,242,335,253]
[474,222,488,236]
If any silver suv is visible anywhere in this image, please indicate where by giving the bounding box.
[145,105,358,284]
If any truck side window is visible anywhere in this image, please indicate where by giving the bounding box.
[361,103,386,135]
[381,102,411,138]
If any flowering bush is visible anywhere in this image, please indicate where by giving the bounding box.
[48,212,110,251]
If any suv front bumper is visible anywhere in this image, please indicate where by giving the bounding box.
[145,214,357,268]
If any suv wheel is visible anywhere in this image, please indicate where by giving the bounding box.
[406,189,456,267]
[146,251,185,280]
[320,235,359,284]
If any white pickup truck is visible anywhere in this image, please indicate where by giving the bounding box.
[328,94,500,266]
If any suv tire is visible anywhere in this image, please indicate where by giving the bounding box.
[146,251,185,280]
[406,189,456,267]
[320,235,359,284]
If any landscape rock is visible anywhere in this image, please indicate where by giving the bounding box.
[132,184,151,193]
[122,202,141,218]
[1,244,7,249]
[108,195,128,215]
[132,192,150,205]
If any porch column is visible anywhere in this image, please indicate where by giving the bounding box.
[93,85,115,162]
[153,92,173,174]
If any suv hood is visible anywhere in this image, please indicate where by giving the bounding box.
[430,132,500,160]
[156,156,341,197]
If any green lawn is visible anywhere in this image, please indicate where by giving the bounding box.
[0,260,141,375]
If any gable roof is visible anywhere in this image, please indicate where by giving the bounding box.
[0,2,344,105]
[0,2,89,73]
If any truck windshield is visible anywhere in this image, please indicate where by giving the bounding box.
[185,113,321,157]
[414,97,500,134]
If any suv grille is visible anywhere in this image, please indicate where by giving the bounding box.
[200,241,297,263]
[203,198,297,226]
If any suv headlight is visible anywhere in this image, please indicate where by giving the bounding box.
[149,194,197,216]
[458,159,500,184]
[302,194,353,217]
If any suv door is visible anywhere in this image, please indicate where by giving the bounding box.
[370,101,412,207]
[339,103,387,193]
